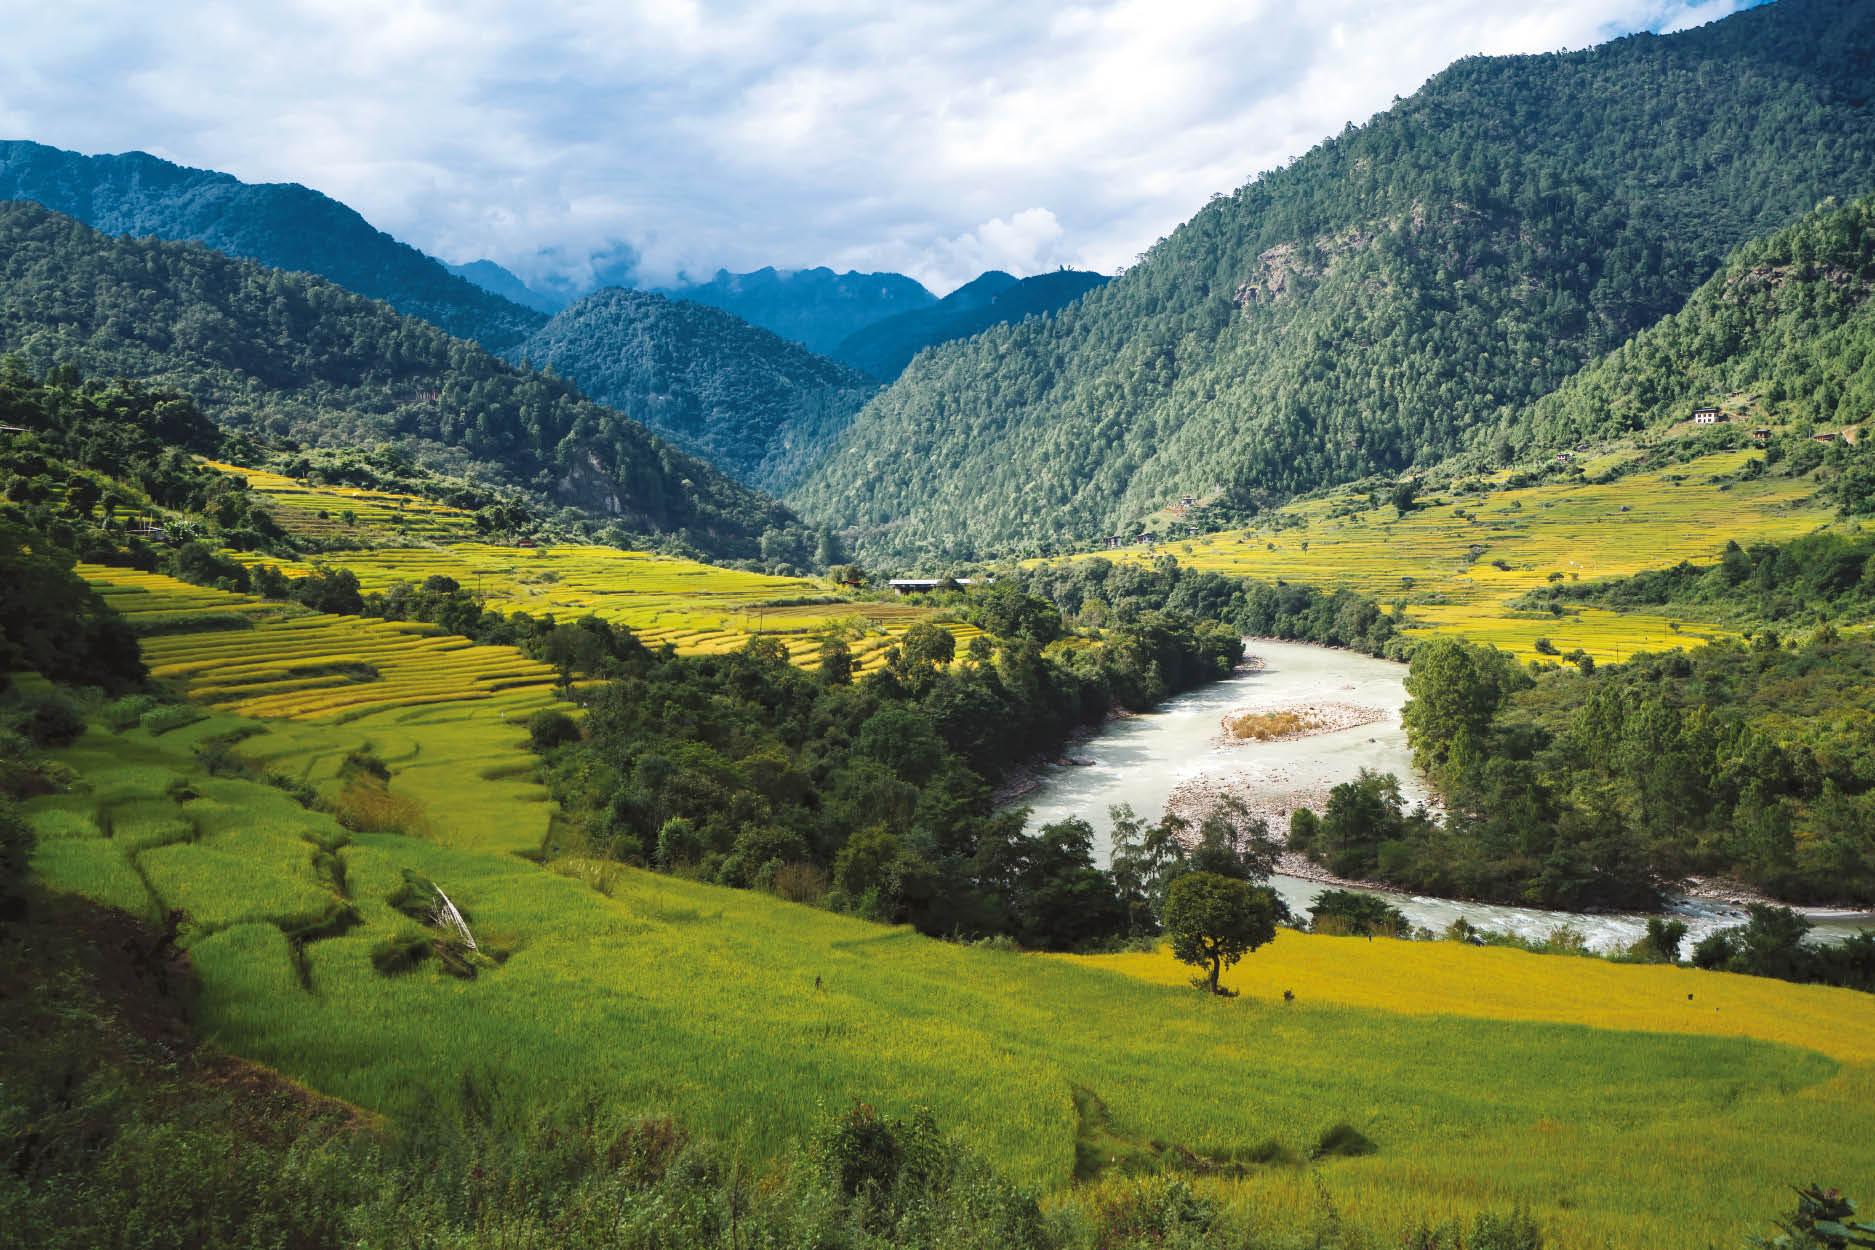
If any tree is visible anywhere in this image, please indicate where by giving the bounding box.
[1642,917,1688,963]
[818,636,854,686]
[1401,637,1521,773]
[1163,871,1278,995]
[1390,478,1420,516]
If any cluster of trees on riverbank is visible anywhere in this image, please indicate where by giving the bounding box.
[995,557,1404,658]
[1289,630,1875,917]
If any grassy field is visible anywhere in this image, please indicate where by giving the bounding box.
[1090,448,1834,661]
[25,706,1875,1248]
[208,461,978,670]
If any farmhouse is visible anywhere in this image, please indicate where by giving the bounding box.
[1692,406,1725,425]
[887,577,981,595]
[1751,427,1772,441]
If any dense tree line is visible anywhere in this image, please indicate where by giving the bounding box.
[0,139,546,352]
[1291,632,1875,913]
[999,557,1404,657]
[0,202,793,559]
[517,288,880,494]
[790,0,1875,560]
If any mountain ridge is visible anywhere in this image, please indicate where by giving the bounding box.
[0,139,548,353]
[0,200,793,557]
[516,287,880,493]
[788,0,1875,560]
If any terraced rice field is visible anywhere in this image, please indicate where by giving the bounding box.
[84,567,562,722]
[1090,449,1833,661]
[202,461,479,542]
[231,542,982,672]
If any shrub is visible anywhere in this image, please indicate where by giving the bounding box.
[526,709,581,751]
[770,861,827,904]
[16,692,85,748]
[0,797,32,925]
[141,703,204,735]
[102,694,156,731]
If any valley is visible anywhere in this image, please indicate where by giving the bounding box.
[7,3,1875,1247]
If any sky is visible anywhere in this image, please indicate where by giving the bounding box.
[0,0,1754,296]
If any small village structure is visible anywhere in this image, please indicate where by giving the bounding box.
[887,577,986,595]
[1692,406,1725,425]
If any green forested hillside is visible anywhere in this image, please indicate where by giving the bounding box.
[0,141,547,352]
[791,0,1875,560]
[517,288,879,492]
[830,269,1110,381]
[1486,192,1875,456]
[657,265,936,354]
[0,203,794,557]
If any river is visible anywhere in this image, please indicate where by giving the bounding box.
[1018,638,1875,952]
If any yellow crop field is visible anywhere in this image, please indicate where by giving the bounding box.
[202,460,479,542]
[84,567,562,722]
[231,542,981,671]
[1068,930,1873,1064]
[1082,449,1833,661]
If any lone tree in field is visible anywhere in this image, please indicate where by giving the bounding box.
[1164,871,1278,995]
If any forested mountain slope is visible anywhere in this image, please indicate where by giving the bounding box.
[831,269,1110,381]
[792,0,1875,560]
[657,265,936,353]
[0,140,547,352]
[0,202,793,557]
[517,288,879,493]
[1489,192,1875,455]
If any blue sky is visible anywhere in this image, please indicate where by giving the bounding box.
[1,0,1752,295]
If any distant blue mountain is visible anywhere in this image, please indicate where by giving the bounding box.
[446,258,566,314]
[829,268,1109,380]
[655,266,936,355]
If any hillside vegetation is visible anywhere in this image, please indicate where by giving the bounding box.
[0,203,794,559]
[0,140,545,352]
[792,0,1875,559]
[518,287,880,492]
[1493,191,1875,456]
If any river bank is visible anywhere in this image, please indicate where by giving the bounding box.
[1015,638,1875,951]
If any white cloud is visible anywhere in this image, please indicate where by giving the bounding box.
[0,0,1758,295]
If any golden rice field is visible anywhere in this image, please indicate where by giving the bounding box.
[25,713,1875,1250]
[201,460,479,542]
[83,567,563,722]
[206,460,981,670]
[231,542,981,672]
[1094,448,1833,661]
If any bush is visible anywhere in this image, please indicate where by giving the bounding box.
[0,797,32,925]
[527,709,581,751]
[101,694,156,732]
[16,692,85,748]
[141,703,204,735]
